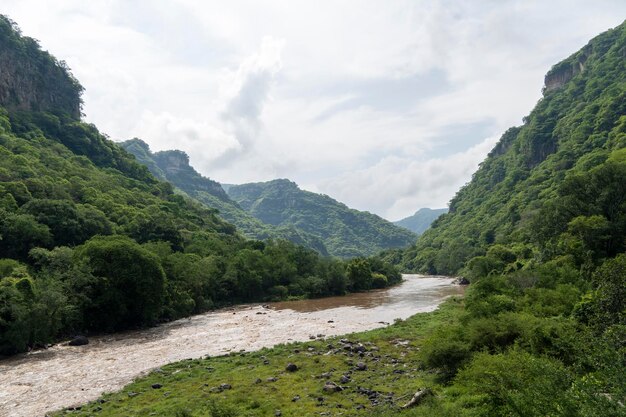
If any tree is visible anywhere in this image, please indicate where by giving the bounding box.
[74,235,166,331]
[346,258,372,291]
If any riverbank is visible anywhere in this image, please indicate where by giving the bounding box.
[0,275,462,417]
[50,297,464,417]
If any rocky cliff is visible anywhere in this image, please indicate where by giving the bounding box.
[0,15,83,118]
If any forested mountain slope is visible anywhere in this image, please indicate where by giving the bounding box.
[369,20,626,416]
[394,207,448,235]
[121,139,329,255]
[391,20,626,276]
[0,15,401,356]
[227,179,418,258]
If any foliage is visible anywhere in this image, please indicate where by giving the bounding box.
[386,20,626,276]
[0,16,402,354]
[226,179,418,258]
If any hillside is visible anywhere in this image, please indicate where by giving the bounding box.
[392,20,626,276]
[0,16,82,118]
[0,15,401,356]
[227,179,418,258]
[394,207,448,235]
[121,139,329,255]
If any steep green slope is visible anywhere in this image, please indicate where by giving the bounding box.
[394,20,626,275]
[394,207,448,235]
[227,179,418,258]
[121,138,330,255]
[0,15,401,356]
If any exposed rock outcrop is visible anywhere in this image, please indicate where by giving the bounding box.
[0,15,83,118]
[543,46,590,93]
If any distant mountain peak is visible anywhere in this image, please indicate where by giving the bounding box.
[394,208,448,235]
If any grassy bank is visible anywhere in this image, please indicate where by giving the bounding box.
[51,297,465,417]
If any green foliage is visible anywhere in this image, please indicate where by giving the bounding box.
[74,235,166,331]
[226,179,418,258]
[574,253,626,330]
[452,350,576,417]
[0,31,404,353]
[390,21,626,276]
[121,139,332,256]
[44,20,626,416]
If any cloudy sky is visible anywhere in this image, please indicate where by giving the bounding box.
[4,1,626,220]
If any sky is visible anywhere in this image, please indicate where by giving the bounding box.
[3,1,626,221]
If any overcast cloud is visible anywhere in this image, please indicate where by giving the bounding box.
[3,1,625,220]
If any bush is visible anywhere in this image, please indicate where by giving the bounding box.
[420,325,472,379]
[453,350,576,417]
[371,273,388,289]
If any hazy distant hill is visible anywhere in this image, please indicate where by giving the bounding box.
[394,208,448,235]
[227,179,418,258]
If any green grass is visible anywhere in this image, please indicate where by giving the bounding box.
[52,298,464,417]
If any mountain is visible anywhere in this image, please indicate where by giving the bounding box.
[370,20,626,415]
[392,20,626,276]
[0,15,401,356]
[122,140,417,258]
[394,207,448,235]
[121,138,329,255]
[226,179,418,258]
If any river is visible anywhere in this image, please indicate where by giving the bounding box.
[0,275,463,417]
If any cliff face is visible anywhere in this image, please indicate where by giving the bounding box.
[0,15,83,118]
[151,150,230,199]
[543,45,590,93]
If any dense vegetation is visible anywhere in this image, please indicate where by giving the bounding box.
[227,179,417,258]
[122,138,330,255]
[0,18,401,356]
[393,208,448,235]
[390,20,626,276]
[374,20,626,415]
[123,138,417,258]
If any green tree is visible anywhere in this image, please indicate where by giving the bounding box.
[75,235,166,331]
[346,258,372,291]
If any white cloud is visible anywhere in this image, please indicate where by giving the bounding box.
[3,0,626,220]
[318,135,499,221]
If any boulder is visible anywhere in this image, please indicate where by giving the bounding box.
[68,336,89,346]
[401,388,432,408]
[454,276,470,285]
[285,363,298,372]
[323,382,343,393]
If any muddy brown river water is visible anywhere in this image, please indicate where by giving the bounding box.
[0,275,463,417]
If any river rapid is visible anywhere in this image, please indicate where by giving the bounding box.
[0,275,463,417]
